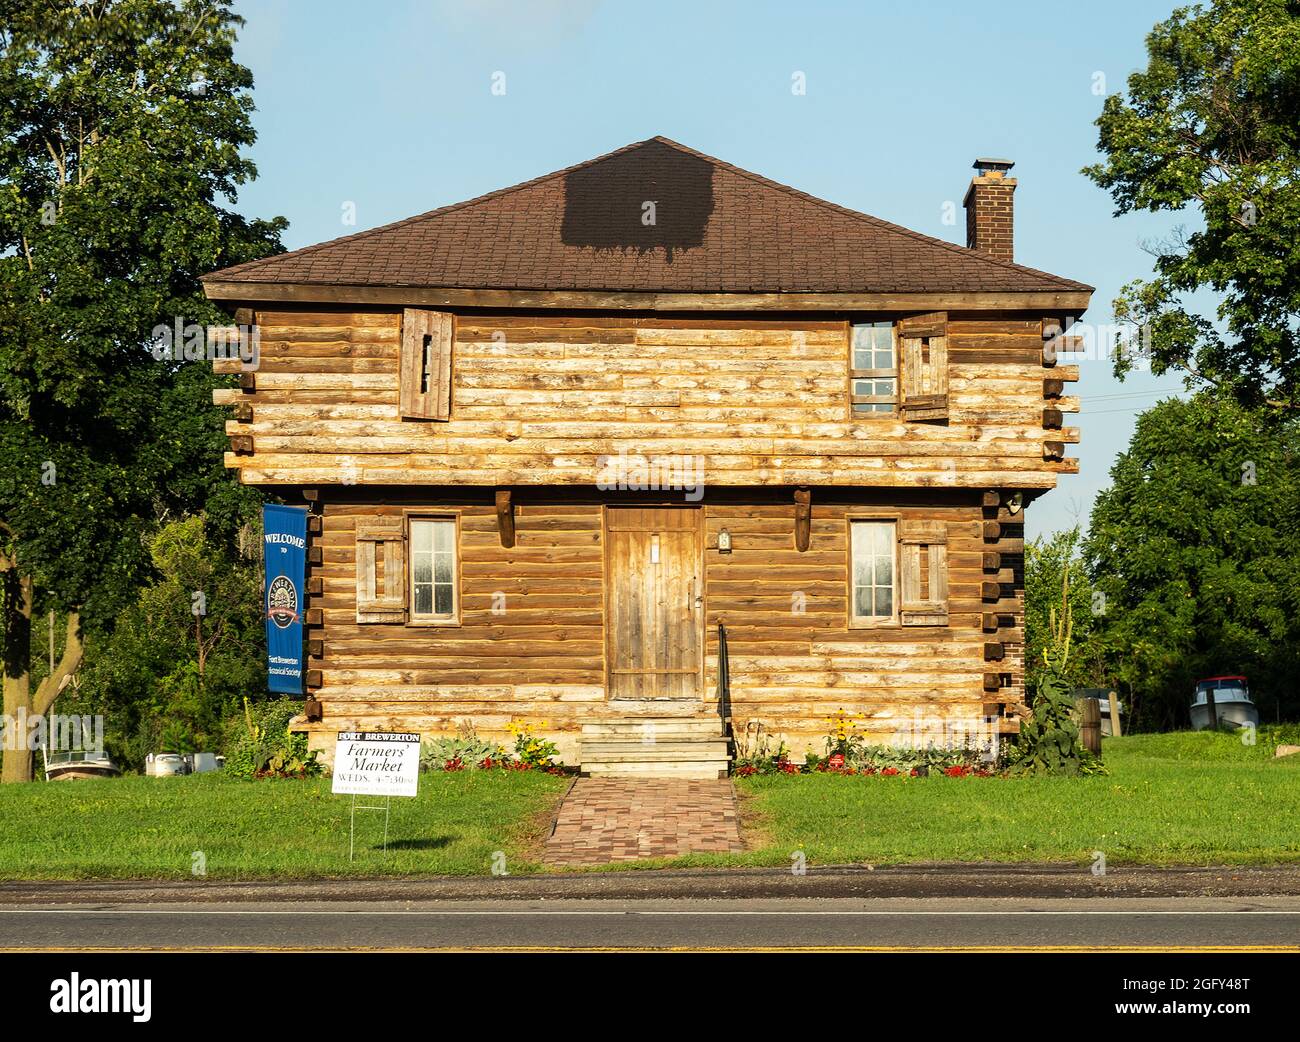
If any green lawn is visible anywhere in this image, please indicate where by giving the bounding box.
[726,731,1300,869]
[0,732,1296,879]
[0,770,569,880]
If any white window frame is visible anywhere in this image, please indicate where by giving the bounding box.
[849,321,898,416]
[848,517,898,628]
[407,514,461,626]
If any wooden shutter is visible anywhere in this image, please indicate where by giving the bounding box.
[899,311,949,422]
[898,519,949,626]
[355,516,406,623]
[400,309,454,420]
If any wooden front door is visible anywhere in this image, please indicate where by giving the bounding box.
[605,507,703,699]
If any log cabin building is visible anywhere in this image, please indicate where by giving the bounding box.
[202,138,1091,776]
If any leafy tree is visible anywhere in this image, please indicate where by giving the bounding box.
[1084,394,1300,729]
[1084,0,1300,409]
[67,515,264,769]
[1024,527,1112,694]
[0,0,284,781]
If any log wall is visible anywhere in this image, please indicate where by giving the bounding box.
[303,491,1015,763]
[217,310,1079,489]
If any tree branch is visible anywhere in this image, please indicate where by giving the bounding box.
[32,613,83,718]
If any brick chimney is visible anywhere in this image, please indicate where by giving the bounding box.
[964,158,1016,262]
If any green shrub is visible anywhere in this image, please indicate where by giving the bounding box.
[421,722,503,771]
[222,696,319,778]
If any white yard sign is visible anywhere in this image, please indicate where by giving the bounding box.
[331,731,421,798]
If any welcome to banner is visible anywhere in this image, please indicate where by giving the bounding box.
[262,504,308,695]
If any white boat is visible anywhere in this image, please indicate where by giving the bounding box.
[1190,676,1259,730]
[44,749,120,781]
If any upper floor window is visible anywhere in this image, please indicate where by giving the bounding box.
[850,322,897,415]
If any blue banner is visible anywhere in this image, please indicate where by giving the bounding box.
[262,504,309,695]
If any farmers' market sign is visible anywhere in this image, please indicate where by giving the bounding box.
[331,732,420,798]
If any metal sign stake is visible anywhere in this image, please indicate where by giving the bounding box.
[348,792,392,862]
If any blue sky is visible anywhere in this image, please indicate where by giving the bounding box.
[230,0,1194,537]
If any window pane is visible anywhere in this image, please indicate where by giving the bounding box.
[410,521,433,555]
[874,587,893,617]
[854,587,872,618]
[413,583,433,616]
[434,583,453,616]
[851,325,873,368]
[874,555,892,585]
[413,556,432,586]
[434,553,453,584]
[433,521,454,553]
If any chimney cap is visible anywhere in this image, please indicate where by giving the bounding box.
[973,158,1015,174]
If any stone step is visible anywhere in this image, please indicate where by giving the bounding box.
[581,742,732,761]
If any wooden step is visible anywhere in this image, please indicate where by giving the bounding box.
[581,718,723,738]
[578,713,732,777]
[605,699,707,718]
[583,760,730,779]
[581,742,732,761]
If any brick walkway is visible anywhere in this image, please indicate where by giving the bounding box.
[544,778,745,866]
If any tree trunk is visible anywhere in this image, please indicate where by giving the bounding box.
[2,547,85,783]
[1,556,34,784]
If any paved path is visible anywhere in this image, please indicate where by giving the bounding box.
[2,898,1299,951]
[543,778,745,865]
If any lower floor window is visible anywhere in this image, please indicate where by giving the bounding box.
[410,518,457,620]
[850,519,896,623]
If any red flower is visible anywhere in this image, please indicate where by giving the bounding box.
[945,765,970,778]
[881,767,899,776]
[734,765,758,777]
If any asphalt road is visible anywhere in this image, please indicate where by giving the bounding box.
[3,897,1298,951]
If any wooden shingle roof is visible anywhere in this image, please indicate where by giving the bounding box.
[205,137,1091,296]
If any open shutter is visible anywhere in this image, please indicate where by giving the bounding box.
[355,516,406,623]
[899,311,949,422]
[400,308,454,420]
[898,519,949,626]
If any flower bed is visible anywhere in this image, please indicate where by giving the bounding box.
[731,709,1004,778]
[421,720,570,775]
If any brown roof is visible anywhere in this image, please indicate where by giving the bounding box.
[205,137,1091,295]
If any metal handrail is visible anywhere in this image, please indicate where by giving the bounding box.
[716,621,732,735]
